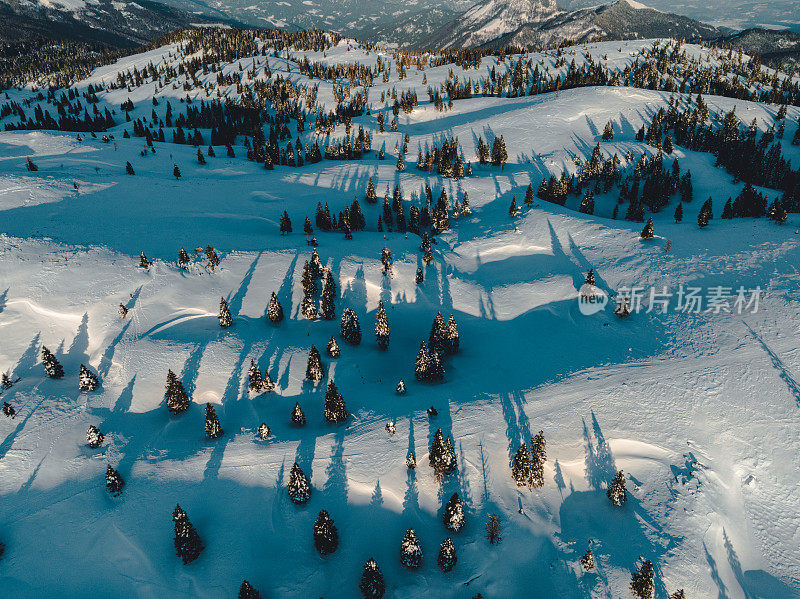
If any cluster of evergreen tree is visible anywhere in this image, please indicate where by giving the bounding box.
[511,430,547,489]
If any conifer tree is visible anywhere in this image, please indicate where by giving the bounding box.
[86,425,104,448]
[173,164,181,179]
[445,315,459,355]
[313,510,339,555]
[248,360,274,393]
[607,470,627,506]
[443,492,465,532]
[321,270,336,320]
[602,121,614,141]
[219,297,233,327]
[267,292,284,324]
[674,203,683,223]
[205,246,220,270]
[326,336,340,358]
[486,514,501,544]
[365,178,377,204]
[375,301,390,350]
[178,247,190,268]
[204,403,223,439]
[630,559,655,599]
[173,504,204,564]
[509,196,517,217]
[429,428,457,476]
[165,369,191,414]
[581,548,595,571]
[280,211,292,234]
[3,402,15,419]
[530,430,546,488]
[359,558,385,599]
[306,345,325,382]
[511,444,532,487]
[415,341,431,381]
[288,462,311,504]
[79,364,99,391]
[324,380,348,423]
[126,161,135,175]
[429,312,447,354]
[698,203,711,228]
[291,402,306,426]
[640,217,655,239]
[396,379,406,395]
[340,308,362,345]
[396,152,405,171]
[400,529,423,569]
[2,373,13,389]
[438,537,457,572]
[524,184,534,205]
[238,581,261,599]
[669,590,686,599]
[41,346,64,379]
[721,198,734,219]
[406,449,416,468]
[768,199,788,224]
[106,464,125,496]
[415,267,424,284]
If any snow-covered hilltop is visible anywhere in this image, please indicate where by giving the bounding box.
[0,29,799,598]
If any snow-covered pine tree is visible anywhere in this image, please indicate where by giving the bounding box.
[437,537,457,572]
[607,470,627,506]
[248,360,274,394]
[173,164,181,179]
[415,267,424,284]
[178,247,190,268]
[86,425,104,448]
[2,402,15,419]
[630,559,655,599]
[165,369,191,414]
[79,364,99,391]
[396,379,406,395]
[400,528,423,569]
[509,196,517,217]
[326,336,340,358]
[313,509,339,555]
[669,590,686,599]
[126,161,135,175]
[324,380,348,423]
[585,269,596,286]
[173,504,204,564]
[443,492,465,532]
[321,270,336,320]
[306,345,325,382]
[486,514,501,544]
[267,292,284,324]
[139,252,151,269]
[445,315,459,355]
[279,211,292,234]
[257,423,270,440]
[41,346,64,379]
[511,443,532,487]
[291,402,306,426]
[359,558,385,599]
[205,246,220,270]
[429,428,457,476]
[340,308,362,345]
[219,297,233,327]
[204,403,223,439]
[602,121,614,141]
[674,203,683,223]
[375,301,390,350]
[581,548,595,570]
[530,430,546,488]
[380,247,393,275]
[238,581,261,599]
[415,341,431,381]
[524,184,534,205]
[2,373,13,389]
[106,464,125,496]
[640,217,655,239]
[288,462,311,504]
[429,312,447,354]
[406,449,416,468]
[385,421,396,435]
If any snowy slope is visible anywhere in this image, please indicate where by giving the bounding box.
[0,37,799,599]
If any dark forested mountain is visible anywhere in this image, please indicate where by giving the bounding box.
[717,28,800,70]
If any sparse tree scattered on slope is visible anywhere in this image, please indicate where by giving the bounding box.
[106,464,125,496]
[324,380,348,423]
[400,528,423,569]
[219,297,233,327]
[86,425,104,448]
[238,581,261,599]
[288,462,311,505]
[631,559,655,599]
[607,470,627,506]
[165,369,191,414]
[41,346,64,379]
[486,514,501,544]
[306,345,325,382]
[326,336,340,358]
[267,292,284,324]
[375,301,390,350]
[313,510,339,555]
[443,492,465,532]
[79,364,99,391]
[291,402,306,426]
[581,548,595,571]
[640,217,655,240]
[341,308,362,345]
[204,403,223,439]
[173,504,204,565]
[438,537,457,572]
[359,558,385,599]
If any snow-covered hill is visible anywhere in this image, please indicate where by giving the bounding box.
[0,33,799,598]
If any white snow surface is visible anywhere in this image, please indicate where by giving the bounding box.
[0,38,799,598]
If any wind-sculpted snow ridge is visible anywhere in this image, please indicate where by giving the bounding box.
[0,31,799,598]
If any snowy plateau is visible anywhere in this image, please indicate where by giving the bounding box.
[0,29,800,599]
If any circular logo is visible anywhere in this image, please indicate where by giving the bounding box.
[578,284,608,315]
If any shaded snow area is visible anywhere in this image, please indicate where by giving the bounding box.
[0,38,800,599]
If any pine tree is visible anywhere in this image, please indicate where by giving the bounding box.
[86,425,104,448]
[257,423,270,440]
[429,312,447,354]
[178,247,190,268]
[219,297,233,327]
[197,148,206,165]
[511,444,532,487]
[640,217,654,240]
[326,336,340,358]
[509,196,517,217]
[248,360,274,393]
[375,301,390,350]
[396,152,405,171]
[585,269,596,286]
[324,380,348,423]
[288,462,311,504]
[291,402,306,426]
[106,464,125,496]
[443,492,465,532]
[79,364,99,391]
[238,581,261,599]
[429,428,457,476]
[663,134,674,154]
[721,198,734,219]
[698,203,711,228]
[602,121,614,141]
[524,184,535,205]
[41,346,64,379]
[530,430,546,488]
[400,529,423,569]
[630,559,655,599]
[406,449,416,468]
[415,267,424,284]
[165,369,191,414]
[674,203,683,223]
[438,537,457,572]
[581,548,595,571]
[173,164,181,179]
[267,292,284,324]
[340,308,362,345]
[365,178,377,204]
[3,402,15,419]
[396,379,406,395]
[2,373,13,389]
[173,504,204,564]
[126,161,135,175]
[669,590,686,599]
[321,270,336,320]
[768,199,788,224]
[607,470,627,506]
[205,246,220,270]
[280,211,292,234]
[313,510,339,555]
[306,345,325,382]
[359,558,385,599]
[204,403,223,439]
[486,514,501,544]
